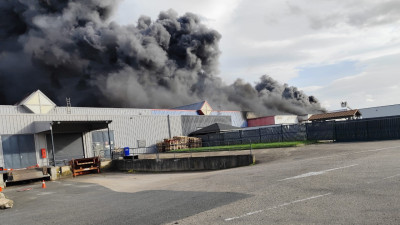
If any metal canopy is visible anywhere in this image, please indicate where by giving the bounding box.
[33,120,113,166]
[34,120,112,133]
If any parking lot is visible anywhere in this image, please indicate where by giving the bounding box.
[1,140,400,224]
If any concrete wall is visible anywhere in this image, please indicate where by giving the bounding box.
[114,154,254,172]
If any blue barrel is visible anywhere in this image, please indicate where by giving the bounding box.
[124,147,130,156]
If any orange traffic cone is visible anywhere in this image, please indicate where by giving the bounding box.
[42,180,46,189]
[0,186,3,192]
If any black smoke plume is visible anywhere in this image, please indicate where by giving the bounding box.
[0,0,325,115]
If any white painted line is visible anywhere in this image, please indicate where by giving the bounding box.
[224,193,332,221]
[367,173,400,184]
[302,146,400,162]
[37,192,55,196]
[279,164,358,181]
[353,146,400,154]
[383,174,400,180]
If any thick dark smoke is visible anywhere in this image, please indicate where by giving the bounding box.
[0,0,325,115]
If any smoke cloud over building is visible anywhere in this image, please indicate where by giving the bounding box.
[0,0,325,115]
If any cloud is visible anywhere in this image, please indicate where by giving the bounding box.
[112,0,400,110]
[304,53,400,109]
[307,0,400,29]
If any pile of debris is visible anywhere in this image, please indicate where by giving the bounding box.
[0,192,13,209]
[157,136,202,152]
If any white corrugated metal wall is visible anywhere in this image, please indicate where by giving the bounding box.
[0,105,232,167]
[0,137,3,168]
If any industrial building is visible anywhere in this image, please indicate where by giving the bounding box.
[359,104,400,119]
[247,114,310,127]
[5,90,397,171]
[0,90,246,169]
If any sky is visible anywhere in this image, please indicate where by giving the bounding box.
[112,0,400,111]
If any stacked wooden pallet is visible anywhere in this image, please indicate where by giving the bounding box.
[189,137,202,148]
[156,136,202,152]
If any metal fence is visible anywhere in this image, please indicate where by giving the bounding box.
[197,124,308,146]
[103,116,400,160]
[111,147,157,160]
[195,116,400,145]
[334,116,400,141]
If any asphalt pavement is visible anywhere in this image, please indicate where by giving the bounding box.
[1,140,400,225]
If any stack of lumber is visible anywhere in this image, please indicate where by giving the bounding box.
[156,136,202,152]
[189,137,202,148]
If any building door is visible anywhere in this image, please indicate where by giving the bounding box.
[46,133,84,165]
[92,130,114,158]
[1,135,37,169]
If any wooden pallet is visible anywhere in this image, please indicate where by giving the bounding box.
[70,157,100,177]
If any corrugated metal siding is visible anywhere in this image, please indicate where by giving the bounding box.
[181,115,231,136]
[0,106,233,158]
[173,101,205,110]
[34,134,48,167]
[52,107,152,115]
[0,105,152,116]
[0,105,31,114]
[359,104,400,119]
[168,116,184,138]
[0,136,4,167]
[274,115,299,124]
[211,111,247,127]
[151,110,198,116]
[248,116,275,127]
[82,132,93,158]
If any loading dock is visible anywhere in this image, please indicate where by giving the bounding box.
[35,120,112,166]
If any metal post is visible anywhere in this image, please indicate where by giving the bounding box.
[50,123,56,167]
[107,122,112,159]
[333,121,337,142]
[167,115,172,139]
[239,130,243,144]
[250,139,252,155]
[305,123,308,141]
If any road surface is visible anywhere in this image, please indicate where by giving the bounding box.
[1,140,400,224]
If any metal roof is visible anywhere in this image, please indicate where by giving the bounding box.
[359,104,400,119]
[34,120,112,133]
[308,110,361,121]
[189,123,241,136]
[172,101,207,110]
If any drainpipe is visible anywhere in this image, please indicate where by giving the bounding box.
[50,122,56,166]
[107,122,112,159]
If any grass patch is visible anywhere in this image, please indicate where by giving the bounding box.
[169,140,317,153]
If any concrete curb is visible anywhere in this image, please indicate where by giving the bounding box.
[114,154,255,172]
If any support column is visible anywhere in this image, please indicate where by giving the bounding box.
[50,123,56,166]
[107,122,112,159]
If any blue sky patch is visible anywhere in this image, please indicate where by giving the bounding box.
[291,60,363,87]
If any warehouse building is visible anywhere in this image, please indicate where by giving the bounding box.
[359,104,400,119]
[0,90,246,169]
[247,114,310,127]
